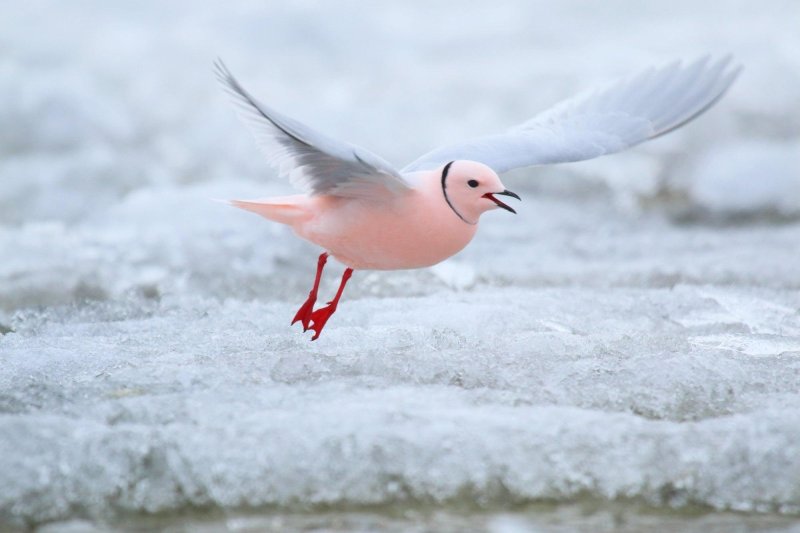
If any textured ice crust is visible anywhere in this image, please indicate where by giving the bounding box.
[2,286,800,526]
[2,0,800,528]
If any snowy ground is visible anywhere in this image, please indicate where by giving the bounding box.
[2,1,800,530]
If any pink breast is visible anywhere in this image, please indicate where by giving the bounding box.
[295,193,477,270]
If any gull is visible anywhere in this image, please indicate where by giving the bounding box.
[215,56,740,339]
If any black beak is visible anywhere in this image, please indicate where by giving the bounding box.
[482,189,521,214]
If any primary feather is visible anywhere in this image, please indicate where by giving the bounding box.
[403,55,741,174]
[215,59,409,199]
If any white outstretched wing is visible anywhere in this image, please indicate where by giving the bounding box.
[403,56,741,174]
[215,60,409,198]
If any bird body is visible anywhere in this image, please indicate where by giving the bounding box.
[215,56,740,339]
[228,162,512,270]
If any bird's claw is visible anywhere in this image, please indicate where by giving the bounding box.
[308,302,337,341]
[291,295,316,331]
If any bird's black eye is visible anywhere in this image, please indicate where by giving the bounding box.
[467,179,479,188]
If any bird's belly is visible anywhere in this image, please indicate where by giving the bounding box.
[297,199,477,270]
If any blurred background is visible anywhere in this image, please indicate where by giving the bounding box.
[2,1,800,531]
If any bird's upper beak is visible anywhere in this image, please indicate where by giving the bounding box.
[482,189,521,214]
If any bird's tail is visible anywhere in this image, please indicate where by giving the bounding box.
[222,196,311,226]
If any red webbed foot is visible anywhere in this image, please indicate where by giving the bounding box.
[306,267,353,341]
[291,297,316,331]
[308,302,338,340]
[291,252,329,331]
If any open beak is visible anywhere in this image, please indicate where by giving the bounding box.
[482,189,521,214]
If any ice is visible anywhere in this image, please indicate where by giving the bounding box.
[2,0,800,529]
[3,287,800,526]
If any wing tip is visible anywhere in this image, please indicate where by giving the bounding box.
[213,57,245,98]
[213,57,230,80]
[685,52,742,80]
[702,53,744,95]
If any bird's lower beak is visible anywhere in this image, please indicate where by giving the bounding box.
[482,189,521,214]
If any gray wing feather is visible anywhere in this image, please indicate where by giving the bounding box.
[215,59,409,198]
[403,56,741,174]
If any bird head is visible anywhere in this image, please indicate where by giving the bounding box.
[439,160,520,224]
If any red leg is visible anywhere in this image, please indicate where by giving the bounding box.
[292,252,328,331]
[308,268,353,341]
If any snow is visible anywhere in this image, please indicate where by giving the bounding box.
[2,0,800,529]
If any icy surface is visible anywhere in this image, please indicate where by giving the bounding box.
[2,0,800,529]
